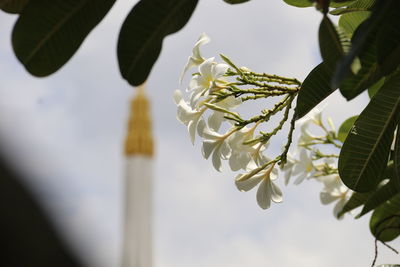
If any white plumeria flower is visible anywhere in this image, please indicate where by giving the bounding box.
[180,33,210,83]
[207,111,225,132]
[188,58,229,108]
[174,90,205,144]
[280,153,296,185]
[207,96,242,132]
[291,148,315,185]
[235,161,282,210]
[298,106,324,127]
[201,124,232,171]
[327,117,336,131]
[319,174,349,219]
[297,121,317,146]
[228,125,259,171]
[214,95,242,109]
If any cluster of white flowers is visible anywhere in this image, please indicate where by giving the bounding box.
[175,33,290,209]
[175,33,351,215]
[293,108,351,219]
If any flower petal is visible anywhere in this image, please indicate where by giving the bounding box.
[211,146,222,172]
[199,58,214,80]
[180,58,198,83]
[188,120,196,144]
[220,141,231,159]
[293,172,307,185]
[192,33,210,59]
[270,180,283,203]
[173,90,183,105]
[235,173,263,192]
[202,140,216,159]
[179,33,210,83]
[212,63,229,79]
[256,178,272,209]
[320,192,338,205]
[208,111,224,131]
[197,118,206,137]
[229,153,250,171]
[201,125,222,140]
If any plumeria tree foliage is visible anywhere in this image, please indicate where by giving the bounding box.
[2,0,400,265]
[174,0,400,264]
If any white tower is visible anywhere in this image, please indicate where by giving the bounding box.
[122,84,154,267]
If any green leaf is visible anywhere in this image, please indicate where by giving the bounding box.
[223,0,250,4]
[338,11,370,36]
[338,71,400,192]
[370,193,400,242]
[12,0,115,77]
[337,115,358,142]
[367,77,385,99]
[295,62,336,120]
[330,0,356,8]
[319,16,345,68]
[337,22,382,100]
[118,0,198,86]
[296,21,348,120]
[359,180,398,217]
[0,0,29,13]
[332,0,395,93]
[339,162,396,218]
[330,0,376,15]
[338,191,370,217]
[376,4,400,76]
[394,125,400,191]
[282,0,313,8]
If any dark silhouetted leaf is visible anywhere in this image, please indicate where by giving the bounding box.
[118,0,198,86]
[12,0,116,77]
[338,191,370,217]
[296,16,351,120]
[359,180,398,217]
[330,0,376,15]
[370,193,400,242]
[0,0,28,13]
[376,4,400,75]
[331,1,356,8]
[223,0,250,4]
[394,125,400,191]
[338,71,400,192]
[338,11,370,36]
[367,77,384,99]
[333,0,395,94]
[282,0,313,8]
[337,115,358,142]
[295,62,336,120]
[337,22,382,100]
[319,16,345,68]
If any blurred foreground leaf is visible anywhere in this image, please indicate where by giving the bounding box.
[223,0,250,4]
[12,0,116,76]
[282,0,313,8]
[0,0,28,13]
[118,0,198,86]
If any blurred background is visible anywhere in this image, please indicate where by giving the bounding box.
[0,0,398,266]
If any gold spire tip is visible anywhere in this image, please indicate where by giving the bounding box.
[124,84,154,157]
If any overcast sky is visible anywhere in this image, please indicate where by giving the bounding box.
[0,0,399,266]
